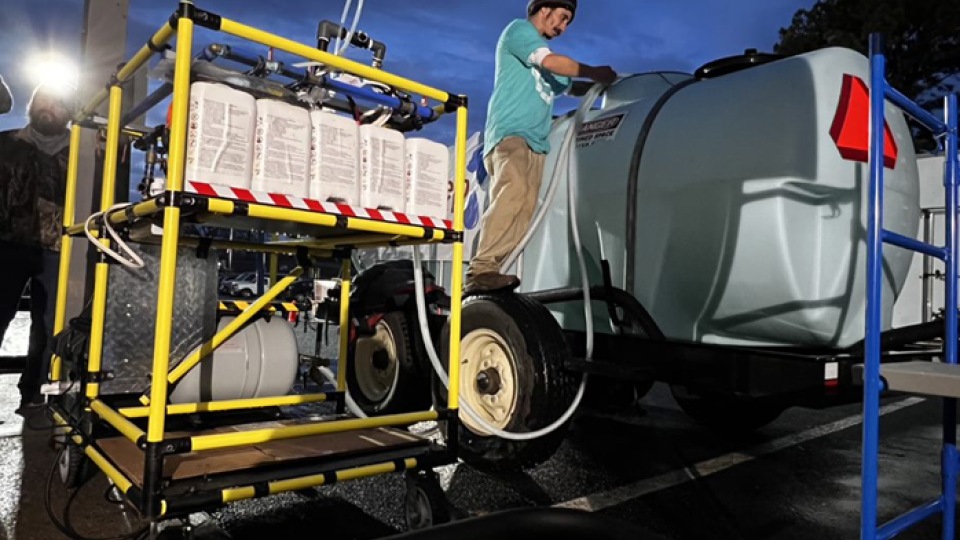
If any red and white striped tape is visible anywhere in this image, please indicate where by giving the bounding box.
[187,182,454,230]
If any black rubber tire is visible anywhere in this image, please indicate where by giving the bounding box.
[404,470,451,531]
[347,311,431,416]
[670,385,785,433]
[240,289,253,298]
[435,293,578,471]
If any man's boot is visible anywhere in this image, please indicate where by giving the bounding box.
[464,272,521,296]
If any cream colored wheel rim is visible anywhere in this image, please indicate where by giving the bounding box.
[354,319,400,406]
[460,329,518,436]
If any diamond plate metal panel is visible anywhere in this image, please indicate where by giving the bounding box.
[101,244,218,394]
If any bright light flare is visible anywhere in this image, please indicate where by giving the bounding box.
[26,54,78,93]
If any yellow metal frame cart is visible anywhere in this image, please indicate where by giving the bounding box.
[49,1,467,527]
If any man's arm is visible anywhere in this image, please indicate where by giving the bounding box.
[0,75,11,115]
[541,54,617,85]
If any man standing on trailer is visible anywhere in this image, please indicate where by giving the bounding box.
[0,84,74,411]
[464,0,617,294]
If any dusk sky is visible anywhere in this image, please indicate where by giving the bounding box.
[0,0,818,144]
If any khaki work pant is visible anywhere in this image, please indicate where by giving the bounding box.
[467,137,546,279]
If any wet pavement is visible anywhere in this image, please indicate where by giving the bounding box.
[0,315,954,539]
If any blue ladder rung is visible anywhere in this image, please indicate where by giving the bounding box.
[885,85,949,135]
[876,498,943,540]
[882,229,947,259]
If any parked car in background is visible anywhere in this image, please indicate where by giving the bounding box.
[230,275,271,298]
[219,272,255,295]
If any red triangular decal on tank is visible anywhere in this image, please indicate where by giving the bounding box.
[830,74,898,169]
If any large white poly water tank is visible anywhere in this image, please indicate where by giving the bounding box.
[170,317,299,404]
[360,125,406,211]
[406,138,449,219]
[521,47,920,348]
[310,110,361,205]
[185,82,256,190]
[253,99,311,198]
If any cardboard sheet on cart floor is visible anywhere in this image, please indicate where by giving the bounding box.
[98,424,427,484]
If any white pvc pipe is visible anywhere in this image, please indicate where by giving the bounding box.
[336,0,366,57]
[317,365,368,418]
[333,0,352,55]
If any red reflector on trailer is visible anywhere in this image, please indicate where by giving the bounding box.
[830,74,898,169]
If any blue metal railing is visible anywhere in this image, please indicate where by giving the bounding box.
[863,33,960,540]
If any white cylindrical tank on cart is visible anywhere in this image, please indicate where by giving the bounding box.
[170,317,299,404]
[185,82,256,189]
[519,47,920,348]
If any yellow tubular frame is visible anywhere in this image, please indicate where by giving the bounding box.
[140,266,305,405]
[75,23,176,122]
[146,14,194,443]
[85,86,125,400]
[166,268,303,384]
[447,105,468,410]
[52,412,135,494]
[218,18,448,103]
[337,260,351,392]
[221,458,418,503]
[91,399,146,444]
[59,4,469,513]
[119,393,329,419]
[190,411,438,452]
[109,198,162,223]
[51,125,82,380]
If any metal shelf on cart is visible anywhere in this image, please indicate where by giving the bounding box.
[67,192,456,252]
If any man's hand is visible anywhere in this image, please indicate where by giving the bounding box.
[585,65,617,86]
[542,54,618,86]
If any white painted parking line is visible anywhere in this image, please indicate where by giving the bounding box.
[555,397,926,512]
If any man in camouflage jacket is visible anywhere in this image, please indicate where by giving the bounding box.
[0,84,73,409]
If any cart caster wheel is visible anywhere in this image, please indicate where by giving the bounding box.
[58,443,89,488]
[404,470,451,530]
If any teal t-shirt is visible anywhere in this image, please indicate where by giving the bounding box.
[484,20,571,156]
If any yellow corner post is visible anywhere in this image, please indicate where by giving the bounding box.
[146,14,194,443]
[85,86,124,400]
[338,259,351,392]
[447,104,469,410]
[51,125,82,381]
